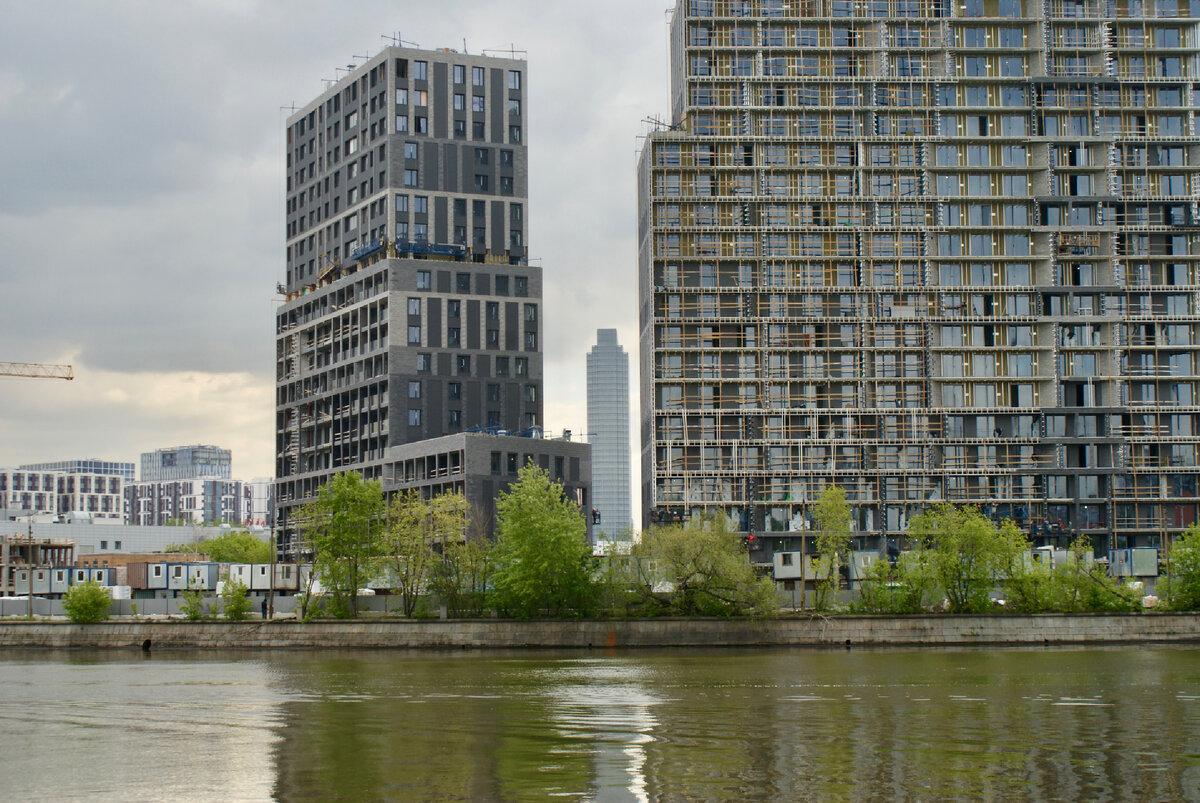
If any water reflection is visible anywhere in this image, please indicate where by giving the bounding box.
[2,647,1200,800]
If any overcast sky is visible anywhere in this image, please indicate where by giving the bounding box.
[0,0,668,487]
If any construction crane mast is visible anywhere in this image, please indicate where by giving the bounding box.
[0,362,74,380]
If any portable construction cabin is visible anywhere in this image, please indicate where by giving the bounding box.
[71,568,90,587]
[167,563,190,592]
[249,564,273,592]
[49,568,71,595]
[272,563,299,592]
[186,563,219,592]
[89,568,115,586]
[227,564,253,588]
[13,569,51,595]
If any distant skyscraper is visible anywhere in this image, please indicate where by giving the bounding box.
[587,329,632,538]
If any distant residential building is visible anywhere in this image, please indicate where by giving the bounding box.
[249,478,276,529]
[20,459,135,483]
[381,431,592,545]
[0,468,124,523]
[0,470,59,518]
[125,479,252,527]
[140,445,231,482]
[586,329,633,539]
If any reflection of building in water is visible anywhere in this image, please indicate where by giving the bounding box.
[265,650,1200,800]
[543,663,660,801]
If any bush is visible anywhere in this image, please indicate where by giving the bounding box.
[179,585,207,620]
[62,581,112,623]
[221,578,252,621]
[855,552,938,614]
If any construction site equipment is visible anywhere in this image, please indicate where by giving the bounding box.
[0,363,74,380]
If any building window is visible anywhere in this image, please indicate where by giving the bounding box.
[475,174,490,192]
[491,452,501,473]
[515,277,528,296]
[454,93,465,111]
[395,194,408,213]
[472,96,486,113]
[473,66,485,86]
[416,270,430,290]
[409,409,421,426]
[508,70,521,90]
[449,382,462,400]
[516,357,528,376]
[509,125,521,143]
[404,142,418,159]
[448,327,461,346]
[525,331,537,351]
[487,384,501,402]
[448,300,461,318]
[454,120,466,138]
[524,304,537,323]
[415,117,427,134]
[414,196,428,214]
[473,121,486,139]
[501,177,514,195]
[396,115,408,132]
[408,381,421,399]
[496,275,509,295]
[448,410,461,427]
[507,453,518,474]
[408,297,420,315]
[404,169,418,186]
[524,385,537,403]
[475,148,490,165]
[496,357,509,376]
[508,99,520,116]
[457,355,471,374]
[408,325,421,345]
[396,88,408,105]
[414,61,427,80]
[487,329,500,348]
[457,273,471,292]
[417,354,431,372]
[501,149,514,167]
[454,65,465,84]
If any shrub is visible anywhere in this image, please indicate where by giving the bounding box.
[62,581,112,624]
[221,578,252,621]
[179,585,207,620]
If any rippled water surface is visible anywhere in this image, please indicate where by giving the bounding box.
[2,646,1200,800]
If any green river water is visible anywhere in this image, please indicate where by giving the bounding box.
[1,646,1198,801]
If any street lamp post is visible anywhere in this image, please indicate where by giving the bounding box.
[27,518,34,619]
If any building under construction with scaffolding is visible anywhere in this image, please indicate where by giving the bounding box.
[276,46,546,549]
[639,0,1200,559]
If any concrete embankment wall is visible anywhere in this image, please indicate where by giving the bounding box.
[0,613,1198,650]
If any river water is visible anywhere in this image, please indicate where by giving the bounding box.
[1,646,1198,801]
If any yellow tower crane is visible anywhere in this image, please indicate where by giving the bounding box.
[0,362,73,380]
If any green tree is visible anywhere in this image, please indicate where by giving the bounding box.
[430,502,494,617]
[633,513,777,617]
[221,578,252,621]
[62,581,112,623]
[491,462,596,618]
[812,485,852,611]
[304,472,386,618]
[855,550,939,614]
[1161,525,1200,610]
[1055,535,1140,612]
[381,491,468,616]
[907,504,1026,613]
[198,531,271,564]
